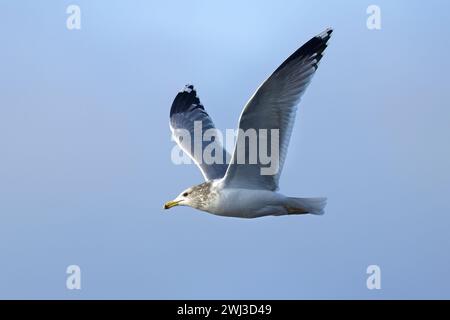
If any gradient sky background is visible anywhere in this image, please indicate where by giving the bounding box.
[1,0,449,299]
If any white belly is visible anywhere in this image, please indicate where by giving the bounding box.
[208,187,288,218]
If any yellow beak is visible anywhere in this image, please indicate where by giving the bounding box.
[164,200,181,210]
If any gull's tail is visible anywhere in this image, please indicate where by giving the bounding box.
[285,197,327,215]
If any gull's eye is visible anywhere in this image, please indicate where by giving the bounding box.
[183,192,189,197]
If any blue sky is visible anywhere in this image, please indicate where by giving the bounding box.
[0,0,449,299]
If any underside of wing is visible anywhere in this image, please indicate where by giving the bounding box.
[170,85,229,181]
[223,28,333,191]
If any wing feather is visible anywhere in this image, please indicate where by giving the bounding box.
[223,28,333,190]
[169,85,229,181]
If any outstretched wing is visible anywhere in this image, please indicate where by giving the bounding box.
[170,85,229,181]
[223,28,333,191]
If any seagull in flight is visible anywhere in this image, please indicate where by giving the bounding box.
[164,28,332,218]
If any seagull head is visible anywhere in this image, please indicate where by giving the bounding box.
[164,182,213,211]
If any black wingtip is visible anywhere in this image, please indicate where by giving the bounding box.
[322,27,333,37]
[181,84,194,93]
[170,84,205,118]
[316,27,333,46]
[274,27,333,73]
[311,28,333,69]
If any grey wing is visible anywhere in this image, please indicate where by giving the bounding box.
[170,85,229,181]
[223,28,333,191]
